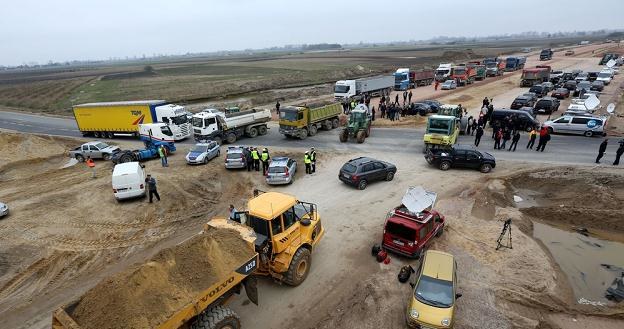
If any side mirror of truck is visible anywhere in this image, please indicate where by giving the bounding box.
[300,218,311,226]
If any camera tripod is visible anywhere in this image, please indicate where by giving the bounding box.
[496,219,512,250]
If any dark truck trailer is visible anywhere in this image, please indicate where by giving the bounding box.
[505,57,526,71]
[521,68,550,87]
[539,49,553,61]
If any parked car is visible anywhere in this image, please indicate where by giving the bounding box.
[549,70,564,83]
[382,187,444,259]
[575,72,589,82]
[224,146,247,169]
[338,157,397,190]
[522,92,538,103]
[185,141,220,165]
[561,72,575,81]
[0,202,8,218]
[564,50,575,56]
[587,72,599,82]
[597,71,613,85]
[533,97,560,114]
[518,106,535,117]
[563,80,577,91]
[406,250,461,329]
[510,95,535,109]
[544,115,607,137]
[425,145,496,173]
[528,84,547,97]
[591,80,605,92]
[441,80,457,90]
[421,100,443,113]
[551,88,570,99]
[541,82,555,93]
[112,162,146,201]
[490,109,540,131]
[406,103,431,116]
[266,156,297,185]
[69,141,120,161]
[574,81,592,96]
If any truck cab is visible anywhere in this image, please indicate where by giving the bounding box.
[539,49,553,61]
[394,68,412,90]
[435,63,453,82]
[153,104,192,140]
[334,80,356,99]
[423,115,460,149]
[192,111,226,140]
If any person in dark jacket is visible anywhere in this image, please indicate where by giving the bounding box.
[509,131,521,152]
[596,139,608,163]
[245,147,253,171]
[145,174,160,203]
[494,129,502,149]
[613,140,624,166]
[474,126,484,147]
[470,119,477,136]
[501,129,511,149]
[482,97,489,109]
[491,121,499,139]
[466,116,474,135]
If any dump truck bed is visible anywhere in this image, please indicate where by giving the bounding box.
[52,223,258,329]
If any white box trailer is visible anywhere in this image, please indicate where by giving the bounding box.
[334,75,393,100]
[192,109,271,144]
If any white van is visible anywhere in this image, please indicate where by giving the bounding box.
[544,115,607,137]
[112,162,146,200]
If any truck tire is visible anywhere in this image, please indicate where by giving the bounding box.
[226,133,237,144]
[213,136,223,145]
[309,125,318,136]
[191,306,241,329]
[258,125,268,135]
[284,248,311,286]
[332,118,339,129]
[299,129,308,140]
[106,132,114,139]
[365,125,371,137]
[323,120,332,130]
[119,152,134,164]
[75,154,85,162]
[339,129,348,142]
[247,127,258,138]
[93,131,101,138]
[356,130,365,143]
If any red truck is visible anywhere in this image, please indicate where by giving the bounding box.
[451,65,476,86]
[382,187,445,258]
[521,67,550,87]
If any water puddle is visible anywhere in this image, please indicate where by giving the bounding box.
[533,221,624,303]
[512,188,541,208]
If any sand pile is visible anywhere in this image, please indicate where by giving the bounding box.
[70,227,254,329]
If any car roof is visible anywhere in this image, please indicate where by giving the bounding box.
[269,157,291,166]
[226,146,245,153]
[421,250,454,281]
[85,141,105,146]
[538,97,555,101]
[454,144,479,151]
[514,95,530,100]
[113,162,142,175]
[248,192,296,220]
[347,156,377,165]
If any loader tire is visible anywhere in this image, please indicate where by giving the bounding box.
[191,306,240,329]
[339,129,348,143]
[356,130,365,143]
[284,248,311,286]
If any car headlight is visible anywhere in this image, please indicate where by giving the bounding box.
[410,309,419,319]
[441,318,450,326]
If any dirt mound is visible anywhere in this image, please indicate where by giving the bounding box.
[71,227,254,329]
[0,132,74,167]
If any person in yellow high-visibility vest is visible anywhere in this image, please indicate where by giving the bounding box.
[304,151,312,174]
[261,148,270,175]
[251,148,260,171]
[309,147,316,173]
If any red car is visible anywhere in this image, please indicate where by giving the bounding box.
[382,187,445,258]
[551,87,570,99]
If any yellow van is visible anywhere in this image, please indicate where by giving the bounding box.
[406,250,461,328]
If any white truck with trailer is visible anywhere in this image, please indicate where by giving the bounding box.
[435,63,453,81]
[192,109,271,144]
[334,76,393,100]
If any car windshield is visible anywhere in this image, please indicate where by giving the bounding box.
[171,115,188,125]
[280,109,299,121]
[268,166,286,174]
[351,112,366,121]
[192,117,203,128]
[486,63,497,68]
[191,146,208,153]
[414,275,454,308]
[442,81,452,86]
[598,73,610,78]
[334,85,350,93]
[436,69,449,75]
[341,163,357,173]
[427,118,451,134]
[386,221,417,241]
[94,142,109,149]
[394,74,407,83]
[453,68,465,75]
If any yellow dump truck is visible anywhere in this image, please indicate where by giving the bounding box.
[279,103,342,139]
[52,190,324,329]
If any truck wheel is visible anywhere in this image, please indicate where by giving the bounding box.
[299,129,308,140]
[309,125,318,136]
[356,130,365,143]
[102,153,111,161]
[93,131,101,138]
[247,127,258,138]
[75,154,85,162]
[106,132,114,139]
[439,161,451,171]
[480,163,492,173]
[365,125,371,137]
[339,129,348,142]
[323,120,332,130]
[119,153,134,163]
[213,136,223,145]
[226,133,237,144]
[258,125,268,135]
[191,306,241,329]
[332,118,339,129]
[284,248,311,286]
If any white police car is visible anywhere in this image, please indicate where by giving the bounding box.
[185,141,220,164]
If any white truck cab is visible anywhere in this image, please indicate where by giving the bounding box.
[192,112,224,139]
[153,104,192,140]
[138,123,177,142]
[334,80,356,99]
[435,63,453,81]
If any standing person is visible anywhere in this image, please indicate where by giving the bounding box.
[596,139,609,164]
[470,119,477,136]
[309,147,317,173]
[402,90,408,105]
[613,140,624,166]
[229,204,238,220]
[371,106,376,121]
[304,151,312,174]
[275,100,280,116]
[526,127,537,149]
[408,90,413,104]
[158,145,168,167]
[491,121,499,139]
[251,147,260,171]
[474,125,484,147]
[434,80,440,90]
[86,156,96,179]
[509,130,521,152]
[245,147,253,171]
[482,97,489,109]
[380,104,386,119]
[494,129,502,149]
[501,129,511,150]
[536,128,551,152]
[145,174,160,203]
[466,116,474,135]
[261,148,270,175]
[395,93,399,105]
[380,95,386,106]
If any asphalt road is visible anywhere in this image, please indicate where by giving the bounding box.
[0,110,620,167]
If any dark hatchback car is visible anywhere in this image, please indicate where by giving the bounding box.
[591,80,605,92]
[551,88,570,99]
[510,95,535,109]
[406,103,431,116]
[421,100,442,113]
[563,80,577,91]
[339,157,397,190]
[528,84,547,97]
[587,71,599,82]
[425,145,496,173]
[533,97,560,114]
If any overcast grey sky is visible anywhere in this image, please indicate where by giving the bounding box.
[1,0,622,66]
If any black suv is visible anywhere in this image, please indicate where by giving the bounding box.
[528,84,547,97]
[425,145,496,173]
[421,100,442,113]
[490,109,540,131]
[406,103,431,116]
[563,80,577,91]
[510,95,535,109]
[339,157,397,190]
[533,97,560,114]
